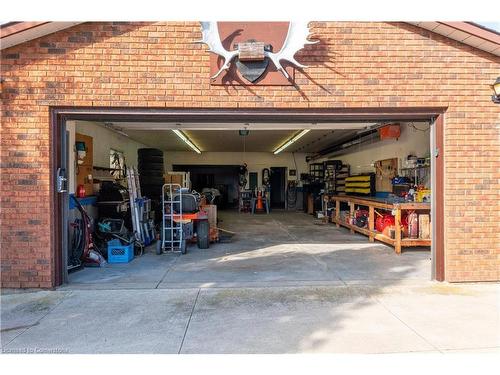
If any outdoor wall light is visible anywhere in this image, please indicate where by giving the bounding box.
[491,76,500,104]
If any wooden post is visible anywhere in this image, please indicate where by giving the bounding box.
[335,199,340,228]
[395,208,402,254]
[349,202,355,234]
[368,206,374,242]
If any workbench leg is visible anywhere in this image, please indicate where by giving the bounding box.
[395,208,401,254]
[349,202,355,234]
[368,206,374,242]
[335,200,340,228]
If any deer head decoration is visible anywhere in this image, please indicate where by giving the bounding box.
[196,21,318,82]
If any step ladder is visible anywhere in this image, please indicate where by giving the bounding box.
[126,167,155,251]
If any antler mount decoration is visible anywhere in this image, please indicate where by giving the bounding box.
[197,21,318,83]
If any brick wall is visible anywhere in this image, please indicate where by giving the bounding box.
[1,22,499,287]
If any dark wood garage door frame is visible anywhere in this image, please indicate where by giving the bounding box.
[50,106,446,286]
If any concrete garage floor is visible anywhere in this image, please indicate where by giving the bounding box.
[67,211,432,288]
[1,211,499,353]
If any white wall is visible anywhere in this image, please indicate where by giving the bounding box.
[165,151,309,187]
[319,123,430,175]
[75,120,147,168]
[67,120,147,193]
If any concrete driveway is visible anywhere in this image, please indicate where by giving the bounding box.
[1,212,499,353]
[1,283,499,353]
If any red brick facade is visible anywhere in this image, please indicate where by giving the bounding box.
[1,22,499,287]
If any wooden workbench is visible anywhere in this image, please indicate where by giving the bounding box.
[325,195,431,254]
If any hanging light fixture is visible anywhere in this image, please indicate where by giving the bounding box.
[491,77,500,104]
[172,129,201,154]
[273,129,310,155]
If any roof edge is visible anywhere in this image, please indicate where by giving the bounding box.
[438,21,500,45]
[1,21,50,38]
[1,22,83,50]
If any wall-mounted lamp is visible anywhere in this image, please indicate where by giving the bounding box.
[491,77,500,104]
[172,129,201,154]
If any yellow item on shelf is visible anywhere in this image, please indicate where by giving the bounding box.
[345,187,372,194]
[345,182,371,188]
[415,189,431,203]
[345,175,372,182]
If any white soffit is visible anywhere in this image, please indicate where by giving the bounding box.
[411,22,500,56]
[1,22,82,50]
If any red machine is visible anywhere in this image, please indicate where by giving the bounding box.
[159,185,213,255]
[375,213,395,234]
[375,211,409,238]
[70,195,106,267]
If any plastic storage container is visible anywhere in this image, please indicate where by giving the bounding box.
[378,124,401,140]
[107,239,134,263]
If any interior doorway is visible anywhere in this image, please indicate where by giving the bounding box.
[270,167,286,209]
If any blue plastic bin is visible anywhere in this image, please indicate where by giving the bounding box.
[107,239,134,263]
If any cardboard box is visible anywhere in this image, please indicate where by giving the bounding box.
[419,214,431,239]
[203,204,217,228]
[164,174,184,185]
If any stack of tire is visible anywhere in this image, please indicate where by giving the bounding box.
[137,148,164,223]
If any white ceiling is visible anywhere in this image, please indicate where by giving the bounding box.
[99,121,380,153]
[81,120,428,153]
[123,128,362,153]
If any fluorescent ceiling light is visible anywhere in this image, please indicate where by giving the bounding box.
[273,129,310,155]
[172,129,201,154]
[103,122,129,138]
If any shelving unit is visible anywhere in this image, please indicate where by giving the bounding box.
[334,164,350,195]
[323,161,336,194]
[309,163,324,183]
[400,165,430,186]
[323,162,350,195]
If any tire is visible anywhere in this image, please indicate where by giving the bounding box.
[139,175,164,185]
[138,170,163,178]
[196,220,210,249]
[138,162,163,171]
[138,148,163,158]
[140,183,163,191]
[141,189,162,201]
[138,155,164,164]
[180,239,187,254]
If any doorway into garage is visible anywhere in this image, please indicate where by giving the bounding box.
[52,108,444,287]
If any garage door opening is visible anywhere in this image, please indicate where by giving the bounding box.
[52,108,443,287]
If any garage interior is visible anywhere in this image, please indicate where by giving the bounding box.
[65,119,433,286]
